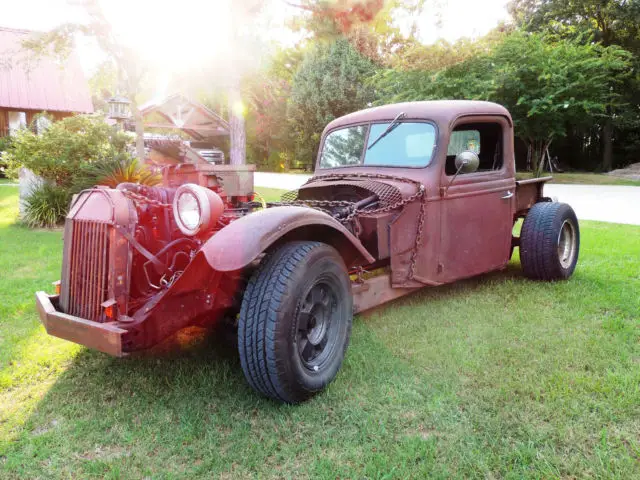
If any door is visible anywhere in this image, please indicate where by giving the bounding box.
[437,117,515,283]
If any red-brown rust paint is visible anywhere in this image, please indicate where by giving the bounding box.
[36,101,549,356]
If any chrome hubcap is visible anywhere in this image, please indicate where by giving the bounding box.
[557,220,577,269]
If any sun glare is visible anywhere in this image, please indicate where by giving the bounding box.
[101,0,234,70]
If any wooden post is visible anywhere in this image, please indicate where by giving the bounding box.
[130,99,146,163]
[228,77,246,166]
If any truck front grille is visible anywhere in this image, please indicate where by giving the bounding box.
[63,220,110,321]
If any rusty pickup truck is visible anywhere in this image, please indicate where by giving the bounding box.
[36,100,579,403]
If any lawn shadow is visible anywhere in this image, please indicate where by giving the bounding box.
[4,299,454,477]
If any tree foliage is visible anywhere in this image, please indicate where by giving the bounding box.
[287,39,378,165]
[509,0,640,49]
[288,0,426,63]
[244,47,302,170]
[509,0,640,169]
[240,0,640,173]
[73,155,161,191]
[4,115,132,187]
[375,32,631,172]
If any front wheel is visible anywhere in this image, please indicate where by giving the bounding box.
[520,202,580,280]
[238,241,353,404]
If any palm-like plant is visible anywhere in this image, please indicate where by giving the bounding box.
[74,154,162,190]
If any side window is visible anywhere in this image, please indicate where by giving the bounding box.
[446,123,503,175]
[447,130,480,156]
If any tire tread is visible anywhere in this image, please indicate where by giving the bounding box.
[520,202,579,281]
[239,241,342,403]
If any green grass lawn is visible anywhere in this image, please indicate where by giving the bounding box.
[253,186,288,202]
[516,172,640,186]
[1,185,639,478]
[0,178,18,185]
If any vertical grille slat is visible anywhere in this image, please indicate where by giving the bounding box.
[69,224,81,312]
[63,220,111,321]
[93,224,103,320]
[88,224,98,319]
[99,223,108,315]
[79,221,89,319]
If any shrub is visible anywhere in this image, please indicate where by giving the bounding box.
[73,154,162,190]
[3,114,132,186]
[0,136,12,178]
[22,182,71,228]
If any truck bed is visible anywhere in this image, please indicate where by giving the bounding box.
[515,176,552,215]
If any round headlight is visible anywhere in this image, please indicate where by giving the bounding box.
[177,191,200,230]
[173,184,224,236]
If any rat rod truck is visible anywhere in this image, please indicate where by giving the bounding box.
[36,100,580,403]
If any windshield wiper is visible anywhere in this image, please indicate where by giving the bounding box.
[367,112,406,150]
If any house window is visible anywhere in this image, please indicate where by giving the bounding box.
[8,111,27,134]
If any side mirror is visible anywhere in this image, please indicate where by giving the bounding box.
[454,150,480,174]
[442,150,480,196]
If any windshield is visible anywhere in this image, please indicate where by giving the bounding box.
[319,122,436,169]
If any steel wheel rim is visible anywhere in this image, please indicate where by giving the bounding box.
[557,219,577,269]
[296,280,340,372]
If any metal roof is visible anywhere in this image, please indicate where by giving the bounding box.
[140,93,229,140]
[0,27,94,113]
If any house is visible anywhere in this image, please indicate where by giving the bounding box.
[139,94,229,165]
[0,26,93,137]
[139,94,255,194]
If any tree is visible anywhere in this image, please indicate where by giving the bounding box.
[286,0,387,38]
[287,39,377,166]
[88,60,119,113]
[245,47,300,169]
[374,32,631,173]
[225,1,266,165]
[22,1,148,162]
[287,0,427,64]
[509,0,640,49]
[491,33,631,173]
[509,0,640,170]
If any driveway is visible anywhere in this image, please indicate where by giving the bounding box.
[545,184,640,226]
[255,173,640,226]
[255,172,311,191]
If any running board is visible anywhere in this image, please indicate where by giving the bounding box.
[352,274,419,314]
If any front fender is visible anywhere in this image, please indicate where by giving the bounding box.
[201,206,374,271]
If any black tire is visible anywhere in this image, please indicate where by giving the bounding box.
[238,241,352,404]
[520,202,580,280]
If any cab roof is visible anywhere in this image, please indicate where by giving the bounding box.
[323,100,512,133]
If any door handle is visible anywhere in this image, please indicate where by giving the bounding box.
[501,190,513,199]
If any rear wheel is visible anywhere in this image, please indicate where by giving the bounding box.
[520,202,580,280]
[238,241,352,404]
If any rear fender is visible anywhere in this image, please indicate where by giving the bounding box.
[201,206,374,271]
[515,176,552,216]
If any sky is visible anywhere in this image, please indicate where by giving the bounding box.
[0,0,511,77]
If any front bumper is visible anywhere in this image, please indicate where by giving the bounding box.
[35,291,127,357]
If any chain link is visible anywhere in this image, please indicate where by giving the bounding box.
[120,174,225,209]
[121,172,427,281]
[409,192,427,281]
[121,190,172,208]
[273,172,427,280]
